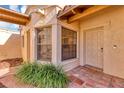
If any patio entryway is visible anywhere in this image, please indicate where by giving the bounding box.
[68,65,124,88]
[0,64,124,88]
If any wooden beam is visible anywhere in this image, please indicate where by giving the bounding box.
[68,5,110,23]
[0,14,29,25]
[57,5,81,18]
[0,7,30,25]
[0,7,29,18]
[71,9,76,14]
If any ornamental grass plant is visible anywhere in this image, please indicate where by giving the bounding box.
[16,63,69,88]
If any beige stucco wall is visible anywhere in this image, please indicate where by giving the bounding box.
[0,32,21,60]
[21,6,59,63]
[21,6,45,62]
[80,6,124,78]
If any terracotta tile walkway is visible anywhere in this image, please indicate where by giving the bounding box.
[67,65,124,88]
[1,63,124,88]
[0,58,23,88]
[0,66,35,88]
[0,82,6,88]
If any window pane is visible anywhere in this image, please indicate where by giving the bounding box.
[37,27,52,61]
[62,27,77,61]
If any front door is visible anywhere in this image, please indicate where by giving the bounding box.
[85,27,104,69]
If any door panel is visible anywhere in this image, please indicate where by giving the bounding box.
[85,27,104,69]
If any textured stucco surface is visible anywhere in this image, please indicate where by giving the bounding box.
[80,6,124,78]
[0,31,21,60]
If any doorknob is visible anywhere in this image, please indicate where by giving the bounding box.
[101,48,103,52]
[113,45,117,49]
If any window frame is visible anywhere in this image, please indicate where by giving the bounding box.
[35,26,52,62]
[61,26,78,61]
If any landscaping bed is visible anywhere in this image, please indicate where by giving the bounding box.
[0,58,23,67]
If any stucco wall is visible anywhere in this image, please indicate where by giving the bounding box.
[80,6,124,78]
[21,6,45,61]
[0,33,21,60]
[21,6,59,62]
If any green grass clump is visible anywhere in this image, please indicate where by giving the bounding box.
[16,63,69,88]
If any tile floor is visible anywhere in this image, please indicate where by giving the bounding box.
[67,65,124,88]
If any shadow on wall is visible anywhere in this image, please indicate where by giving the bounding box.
[0,33,22,60]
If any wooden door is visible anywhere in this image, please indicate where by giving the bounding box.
[85,27,104,69]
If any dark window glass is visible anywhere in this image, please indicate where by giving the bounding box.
[37,27,52,61]
[62,27,77,61]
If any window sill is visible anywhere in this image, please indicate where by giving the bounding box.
[36,60,51,64]
[61,58,79,65]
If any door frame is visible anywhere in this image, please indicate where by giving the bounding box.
[83,26,105,70]
[79,22,110,72]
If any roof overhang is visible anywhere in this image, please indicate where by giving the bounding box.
[57,5,93,18]
[58,5,110,23]
[0,7,30,25]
